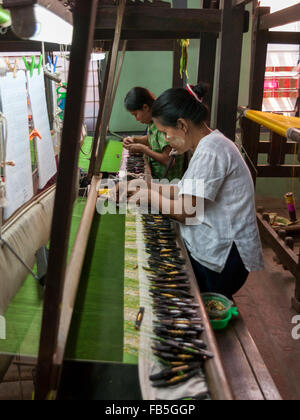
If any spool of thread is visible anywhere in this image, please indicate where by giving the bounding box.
[284,192,297,222]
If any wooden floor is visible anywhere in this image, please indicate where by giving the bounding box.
[0,243,299,400]
[0,357,35,400]
[235,243,300,400]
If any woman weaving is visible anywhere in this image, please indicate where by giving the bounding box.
[136,83,264,299]
[123,87,184,181]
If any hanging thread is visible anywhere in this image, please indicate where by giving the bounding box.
[0,112,8,211]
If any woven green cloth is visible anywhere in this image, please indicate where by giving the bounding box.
[65,209,126,362]
[0,272,43,356]
[0,201,126,363]
[123,214,140,365]
[0,136,125,360]
[0,200,91,357]
[79,137,123,173]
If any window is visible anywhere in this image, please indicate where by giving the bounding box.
[259,1,300,114]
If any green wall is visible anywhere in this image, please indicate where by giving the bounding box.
[109,2,298,200]
[110,0,251,132]
[110,0,201,132]
[110,51,173,132]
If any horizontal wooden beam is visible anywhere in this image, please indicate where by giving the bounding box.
[95,7,222,39]
[268,31,300,44]
[95,29,205,40]
[260,4,300,30]
[257,164,300,178]
[102,39,174,51]
[0,29,70,51]
[0,40,63,52]
[258,140,298,155]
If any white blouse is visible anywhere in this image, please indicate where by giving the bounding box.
[178,130,264,273]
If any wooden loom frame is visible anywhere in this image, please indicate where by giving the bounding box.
[2,0,255,400]
[239,4,300,312]
[37,0,251,400]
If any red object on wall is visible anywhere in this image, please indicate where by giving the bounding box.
[264,80,279,90]
[264,66,299,100]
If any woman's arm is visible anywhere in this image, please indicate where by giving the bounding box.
[123,135,149,149]
[149,181,179,201]
[145,145,173,167]
[128,144,173,167]
[133,183,197,224]
[151,190,197,224]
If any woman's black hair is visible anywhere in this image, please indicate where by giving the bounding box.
[124,87,156,111]
[152,83,209,127]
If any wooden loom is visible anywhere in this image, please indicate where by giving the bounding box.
[33,0,249,400]
[0,0,283,400]
[238,4,300,312]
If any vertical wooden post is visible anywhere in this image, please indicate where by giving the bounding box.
[241,6,270,184]
[248,6,270,110]
[241,116,259,184]
[268,132,286,167]
[88,42,113,181]
[213,0,245,141]
[108,40,127,125]
[172,0,188,89]
[94,0,126,175]
[173,39,184,89]
[34,0,99,401]
[198,0,219,115]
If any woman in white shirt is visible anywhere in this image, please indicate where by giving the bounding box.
[142,83,264,299]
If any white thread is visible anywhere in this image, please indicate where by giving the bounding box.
[0,112,8,210]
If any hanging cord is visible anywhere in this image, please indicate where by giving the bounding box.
[41,42,46,71]
[60,44,69,84]
[92,56,96,135]
[0,235,41,282]
[0,112,8,213]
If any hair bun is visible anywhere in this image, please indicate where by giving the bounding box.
[193,82,209,101]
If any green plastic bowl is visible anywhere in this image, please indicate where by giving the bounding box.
[202,293,234,319]
[210,307,239,330]
[202,292,239,330]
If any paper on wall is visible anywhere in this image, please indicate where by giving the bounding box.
[0,71,34,219]
[27,68,57,189]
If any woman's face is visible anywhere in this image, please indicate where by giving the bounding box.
[130,104,152,125]
[153,117,190,154]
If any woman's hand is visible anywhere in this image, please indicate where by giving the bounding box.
[123,136,136,149]
[127,143,149,155]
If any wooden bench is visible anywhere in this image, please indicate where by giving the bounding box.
[215,314,282,400]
